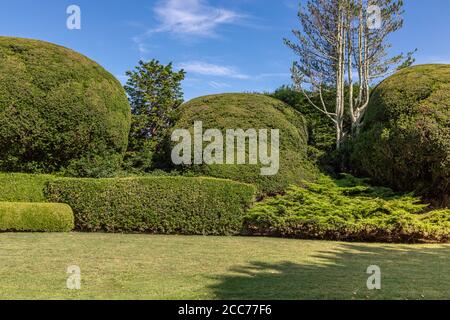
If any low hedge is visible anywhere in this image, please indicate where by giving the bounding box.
[0,173,56,202]
[0,202,74,232]
[46,176,256,235]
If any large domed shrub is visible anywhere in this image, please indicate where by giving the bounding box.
[168,93,318,194]
[0,37,131,177]
[350,65,450,205]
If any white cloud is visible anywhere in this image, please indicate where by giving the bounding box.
[137,42,151,55]
[131,35,155,59]
[179,61,250,79]
[153,0,242,37]
[131,0,246,56]
[208,81,231,89]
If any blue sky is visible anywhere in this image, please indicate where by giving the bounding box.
[1,0,450,100]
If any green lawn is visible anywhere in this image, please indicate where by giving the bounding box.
[0,233,448,300]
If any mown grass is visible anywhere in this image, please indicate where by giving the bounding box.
[0,233,448,300]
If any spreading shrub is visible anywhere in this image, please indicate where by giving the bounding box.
[46,176,256,235]
[0,202,74,232]
[0,37,131,177]
[349,65,450,206]
[165,93,318,194]
[244,175,449,243]
[0,173,57,202]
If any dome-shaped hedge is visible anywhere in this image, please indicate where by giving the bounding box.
[0,37,131,176]
[350,64,450,205]
[169,93,318,194]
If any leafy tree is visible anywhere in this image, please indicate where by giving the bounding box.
[124,60,186,171]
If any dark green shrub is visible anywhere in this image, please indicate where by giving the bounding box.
[0,202,74,232]
[269,86,336,158]
[124,60,186,173]
[349,65,450,206]
[46,176,256,235]
[165,93,318,194]
[0,37,131,177]
[244,175,449,243]
[0,173,56,202]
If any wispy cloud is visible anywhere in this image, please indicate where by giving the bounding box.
[153,0,243,37]
[136,42,151,55]
[131,0,244,56]
[208,81,231,89]
[179,61,250,79]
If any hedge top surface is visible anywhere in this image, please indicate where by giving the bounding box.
[0,173,56,202]
[172,93,318,193]
[0,201,74,232]
[0,37,131,174]
[177,93,309,148]
[365,64,450,124]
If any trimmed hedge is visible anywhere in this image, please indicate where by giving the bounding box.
[46,176,256,235]
[0,202,74,232]
[0,173,56,202]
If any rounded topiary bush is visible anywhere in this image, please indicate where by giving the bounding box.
[0,37,131,177]
[166,93,318,194]
[350,64,450,206]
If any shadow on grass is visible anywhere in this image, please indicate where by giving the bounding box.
[208,243,450,300]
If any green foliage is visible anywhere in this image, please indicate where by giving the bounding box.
[269,86,336,157]
[0,202,74,232]
[244,174,449,243]
[62,152,124,178]
[0,37,131,177]
[396,49,418,71]
[0,173,56,202]
[349,65,450,206]
[46,176,256,235]
[124,60,186,172]
[167,93,319,194]
[269,85,356,173]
